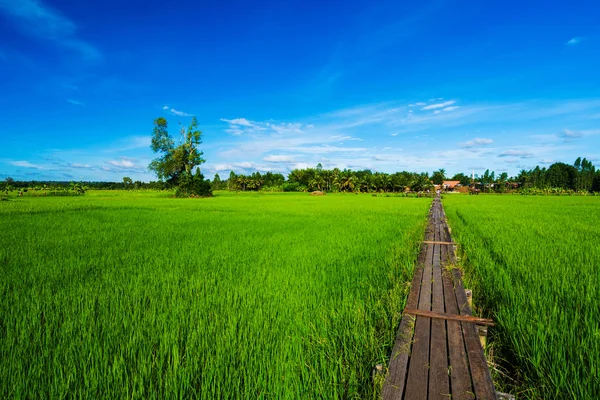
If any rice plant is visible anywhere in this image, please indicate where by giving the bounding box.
[0,191,430,399]
[444,195,600,399]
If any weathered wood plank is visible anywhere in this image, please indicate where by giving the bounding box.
[428,215,450,400]
[403,308,494,326]
[422,240,454,245]
[381,203,434,398]
[403,239,434,399]
[453,269,496,400]
[381,263,424,398]
[441,242,474,400]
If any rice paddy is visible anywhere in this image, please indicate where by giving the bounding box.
[443,195,600,399]
[0,191,430,399]
[3,191,599,399]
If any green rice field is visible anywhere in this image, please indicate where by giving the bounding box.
[0,191,430,399]
[443,195,600,399]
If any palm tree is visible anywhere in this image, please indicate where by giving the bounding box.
[309,176,325,191]
[338,173,357,192]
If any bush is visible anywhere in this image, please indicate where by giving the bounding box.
[175,168,213,197]
[281,182,306,192]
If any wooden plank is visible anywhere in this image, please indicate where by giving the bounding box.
[382,204,434,399]
[381,262,424,398]
[441,241,474,400]
[422,240,454,245]
[403,240,434,399]
[453,269,496,399]
[428,215,450,400]
[403,308,494,326]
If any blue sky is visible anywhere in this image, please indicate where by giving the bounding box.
[1,0,599,181]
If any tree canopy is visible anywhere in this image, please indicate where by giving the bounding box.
[148,117,212,197]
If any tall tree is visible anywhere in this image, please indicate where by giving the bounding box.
[431,169,446,185]
[451,173,471,186]
[148,116,211,196]
[122,176,133,189]
[149,117,206,184]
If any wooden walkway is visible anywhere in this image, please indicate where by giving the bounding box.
[382,197,496,400]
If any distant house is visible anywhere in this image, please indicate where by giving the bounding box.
[442,180,461,191]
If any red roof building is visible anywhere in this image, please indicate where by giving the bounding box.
[442,180,461,191]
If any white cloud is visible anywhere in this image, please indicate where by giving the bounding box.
[171,109,193,117]
[0,0,101,59]
[220,117,306,136]
[11,160,45,169]
[263,155,295,163]
[422,100,456,110]
[266,122,303,134]
[443,106,460,112]
[557,129,582,140]
[108,159,135,168]
[539,159,555,165]
[225,127,245,136]
[461,138,493,148]
[433,110,441,115]
[220,118,254,127]
[498,150,533,159]
[67,99,84,106]
[162,105,194,117]
[565,37,585,46]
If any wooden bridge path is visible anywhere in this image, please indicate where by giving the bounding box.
[382,197,496,400]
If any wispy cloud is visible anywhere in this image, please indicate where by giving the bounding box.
[102,158,148,173]
[422,100,456,110]
[498,150,533,159]
[539,159,555,165]
[565,37,585,46]
[460,138,493,148]
[263,155,295,163]
[0,0,101,60]
[220,118,306,136]
[443,106,460,112]
[69,163,92,169]
[162,105,194,117]
[108,159,135,168]
[10,160,46,169]
[67,99,84,106]
[557,129,582,140]
[220,118,254,127]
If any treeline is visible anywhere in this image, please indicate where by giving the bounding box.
[4,157,599,195]
[516,157,599,192]
[214,158,600,194]
[214,165,436,193]
[1,178,169,191]
[1,180,86,199]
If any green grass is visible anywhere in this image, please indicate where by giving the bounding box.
[443,194,600,399]
[0,191,431,399]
